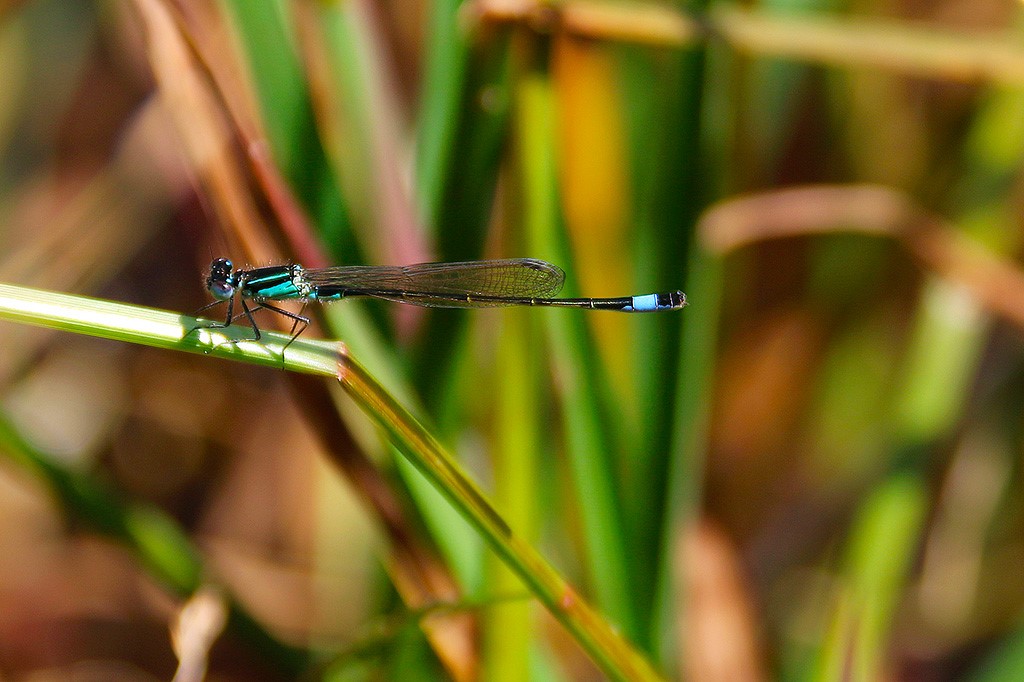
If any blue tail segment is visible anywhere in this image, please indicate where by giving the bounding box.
[621,291,687,312]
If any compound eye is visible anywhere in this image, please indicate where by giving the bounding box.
[209,281,234,301]
[209,258,232,276]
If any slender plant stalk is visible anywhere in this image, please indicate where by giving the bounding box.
[815,473,926,681]
[515,68,644,646]
[476,1,1024,84]
[337,345,663,681]
[484,307,539,681]
[643,0,716,668]
[0,282,342,375]
[0,282,664,680]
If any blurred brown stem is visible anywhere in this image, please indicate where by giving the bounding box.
[698,184,1024,331]
[132,1,478,678]
[470,0,1024,84]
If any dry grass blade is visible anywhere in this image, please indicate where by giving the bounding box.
[131,0,275,257]
[292,0,429,267]
[287,373,478,682]
[698,184,1024,331]
[677,521,767,682]
[130,1,478,677]
[471,0,1024,84]
[711,4,1024,85]
[467,0,701,47]
[171,586,229,682]
[163,0,328,267]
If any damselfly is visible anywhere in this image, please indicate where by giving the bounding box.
[192,257,687,347]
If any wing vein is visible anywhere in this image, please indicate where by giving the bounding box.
[304,258,566,303]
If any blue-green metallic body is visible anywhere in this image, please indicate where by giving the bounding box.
[239,266,304,301]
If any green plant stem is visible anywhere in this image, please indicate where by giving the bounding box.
[0,282,664,679]
[484,308,540,681]
[515,67,643,647]
[815,473,926,682]
[0,282,342,375]
[337,347,663,681]
[635,0,717,668]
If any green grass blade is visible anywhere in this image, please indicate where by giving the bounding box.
[411,30,514,414]
[218,1,305,176]
[0,282,481,588]
[0,282,663,679]
[0,282,344,375]
[337,349,663,681]
[968,625,1024,681]
[219,0,351,248]
[624,2,716,665]
[651,248,723,670]
[814,474,927,682]
[484,308,540,681]
[324,304,486,590]
[414,0,469,231]
[613,1,715,654]
[516,70,643,644]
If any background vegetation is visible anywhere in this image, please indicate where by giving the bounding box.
[1,0,1023,679]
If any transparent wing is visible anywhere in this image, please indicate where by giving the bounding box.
[304,258,566,307]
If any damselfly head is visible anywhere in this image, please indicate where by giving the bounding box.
[206,258,235,300]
